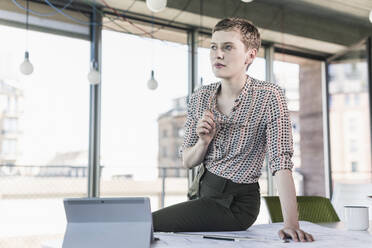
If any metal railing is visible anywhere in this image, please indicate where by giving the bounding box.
[158,166,188,208]
[0,164,89,177]
[0,164,189,208]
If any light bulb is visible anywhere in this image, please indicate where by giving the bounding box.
[146,0,167,12]
[20,51,34,75]
[88,62,100,85]
[241,0,254,2]
[369,9,372,23]
[147,70,158,90]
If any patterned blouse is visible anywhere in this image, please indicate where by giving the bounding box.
[180,75,294,184]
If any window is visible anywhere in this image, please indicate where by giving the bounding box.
[176,145,182,159]
[349,139,358,153]
[0,94,7,112]
[177,128,184,137]
[344,94,350,106]
[101,28,188,210]
[162,147,167,157]
[351,161,358,172]
[4,118,17,132]
[348,118,356,131]
[354,94,360,105]
[2,139,16,155]
[273,53,321,196]
[328,41,371,184]
[273,60,300,112]
[162,129,168,138]
[0,23,89,247]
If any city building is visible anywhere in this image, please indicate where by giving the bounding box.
[0,79,23,166]
[158,96,187,178]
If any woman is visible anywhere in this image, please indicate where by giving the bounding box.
[152,17,314,242]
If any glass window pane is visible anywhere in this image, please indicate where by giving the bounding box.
[273,59,301,183]
[273,54,323,197]
[100,28,188,211]
[0,24,89,247]
[328,43,371,184]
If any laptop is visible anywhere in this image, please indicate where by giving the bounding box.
[62,197,154,248]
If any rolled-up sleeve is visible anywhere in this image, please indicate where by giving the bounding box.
[179,95,199,159]
[266,87,294,176]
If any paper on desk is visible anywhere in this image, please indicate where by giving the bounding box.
[152,221,372,248]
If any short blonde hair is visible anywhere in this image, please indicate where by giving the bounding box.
[212,17,261,53]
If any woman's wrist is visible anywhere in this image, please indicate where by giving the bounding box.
[284,221,299,229]
[197,138,211,147]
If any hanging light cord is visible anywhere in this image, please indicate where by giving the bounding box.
[26,0,29,32]
[100,0,156,38]
[12,0,193,38]
[151,13,154,65]
[25,0,30,52]
[98,0,193,37]
[11,0,73,17]
[43,0,98,25]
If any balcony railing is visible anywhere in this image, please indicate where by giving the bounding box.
[0,165,189,209]
[0,164,89,177]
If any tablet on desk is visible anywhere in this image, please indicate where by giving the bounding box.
[62,197,154,248]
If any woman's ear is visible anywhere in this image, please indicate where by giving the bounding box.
[250,48,257,59]
[246,48,257,64]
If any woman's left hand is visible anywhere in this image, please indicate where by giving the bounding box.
[278,226,315,242]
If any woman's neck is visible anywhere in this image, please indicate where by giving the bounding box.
[219,74,248,99]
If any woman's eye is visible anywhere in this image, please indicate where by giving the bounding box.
[211,46,216,50]
[225,45,232,50]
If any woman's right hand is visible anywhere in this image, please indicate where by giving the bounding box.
[196,110,217,145]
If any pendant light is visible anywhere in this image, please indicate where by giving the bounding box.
[147,14,158,90]
[88,60,100,85]
[146,0,167,13]
[147,70,158,90]
[20,0,34,75]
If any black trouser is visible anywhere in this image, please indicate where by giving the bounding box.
[152,169,261,232]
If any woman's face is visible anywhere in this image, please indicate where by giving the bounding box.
[210,29,253,79]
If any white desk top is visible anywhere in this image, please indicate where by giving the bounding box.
[317,220,372,235]
[42,221,372,248]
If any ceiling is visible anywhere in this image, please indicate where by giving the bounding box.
[56,0,372,55]
[89,0,372,21]
[291,0,372,21]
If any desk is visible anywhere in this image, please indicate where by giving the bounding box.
[42,221,372,248]
[317,220,372,235]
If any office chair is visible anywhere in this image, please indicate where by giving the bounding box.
[263,196,340,223]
